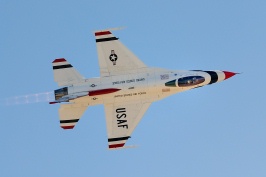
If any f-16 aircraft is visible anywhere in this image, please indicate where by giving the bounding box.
[50,28,236,149]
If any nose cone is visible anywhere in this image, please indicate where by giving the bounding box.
[223,71,236,80]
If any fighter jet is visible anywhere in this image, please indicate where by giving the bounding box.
[50,28,236,149]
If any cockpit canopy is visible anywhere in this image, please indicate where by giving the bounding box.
[55,87,68,100]
[178,76,205,87]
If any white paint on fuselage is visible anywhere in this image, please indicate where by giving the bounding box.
[69,68,225,106]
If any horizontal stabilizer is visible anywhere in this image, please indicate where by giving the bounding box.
[59,103,88,129]
[108,145,138,150]
[52,58,84,86]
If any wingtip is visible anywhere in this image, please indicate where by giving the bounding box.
[95,31,112,36]
[108,145,138,150]
[61,125,75,130]
[52,58,67,63]
[94,27,126,33]
[108,143,125,149]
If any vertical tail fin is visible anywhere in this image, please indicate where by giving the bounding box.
[52,58,84,86]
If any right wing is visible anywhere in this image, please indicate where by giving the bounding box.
[104,101,151,149]
[95,28,147,77]
[59,103,88,129]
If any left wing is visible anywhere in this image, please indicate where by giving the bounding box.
[104,101,151,149]
[95,28,147,77]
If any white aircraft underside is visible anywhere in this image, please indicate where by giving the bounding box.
[50,28,236,149]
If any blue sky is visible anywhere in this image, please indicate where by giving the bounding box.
[1,0,266,177]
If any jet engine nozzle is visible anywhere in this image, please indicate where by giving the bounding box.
[55,87,68,100]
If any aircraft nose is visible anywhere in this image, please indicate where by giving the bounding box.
[223,71,237,80]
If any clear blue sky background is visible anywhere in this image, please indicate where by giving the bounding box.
[1,1,266,177]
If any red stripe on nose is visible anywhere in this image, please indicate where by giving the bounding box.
[223,71,236,80]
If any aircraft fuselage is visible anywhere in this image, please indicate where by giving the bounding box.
[52,68,233,106]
